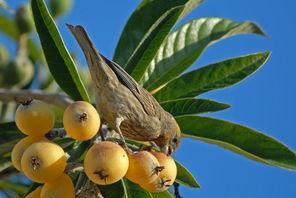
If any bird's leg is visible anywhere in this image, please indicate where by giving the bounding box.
[115,117,129,151]
[100,124,109,141]
[150,141,158,149]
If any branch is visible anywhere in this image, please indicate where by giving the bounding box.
[66,162,84,174]
[0,88,73,108]
[76,179,104,198]
[174,182,182,198]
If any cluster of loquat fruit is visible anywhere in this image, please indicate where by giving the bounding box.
[11,99,177,197]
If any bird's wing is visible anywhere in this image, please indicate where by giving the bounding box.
[100,54,162,118]
[100,54,139,93]
[67,24,162,118]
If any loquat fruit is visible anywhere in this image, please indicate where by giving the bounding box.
[15,99,54,136]
[140,151,177,192]
[125,151,161,185]
[63,101,101,141]
[40,173,75,198]
[49,0,72,18]
[151,151,177,187]
[84,141,129,185]
[11,136,45,171]
[21,140,67,183]
[15,4,35,34]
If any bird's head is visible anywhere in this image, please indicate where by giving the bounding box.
[154,113,181,155]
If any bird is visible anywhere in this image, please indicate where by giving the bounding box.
[67,24,181,155]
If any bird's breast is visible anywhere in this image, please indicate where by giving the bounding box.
[95,84,161,141]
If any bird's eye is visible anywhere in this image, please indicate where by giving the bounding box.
[172,138,178,143]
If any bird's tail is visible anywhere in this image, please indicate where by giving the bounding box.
[67,24,116,86]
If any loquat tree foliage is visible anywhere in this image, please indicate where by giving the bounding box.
[0,0,295,197]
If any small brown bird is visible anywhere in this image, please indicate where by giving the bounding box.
[67,24,181,154]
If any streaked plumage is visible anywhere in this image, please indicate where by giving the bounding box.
[67,24,180,154]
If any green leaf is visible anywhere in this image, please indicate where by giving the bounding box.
[0,122,23,144]
[175,160,200,187]
[68,140,91,162]
[53,137,74,149]
[0,158,12,172]
[99,180,126,198]
[0,123,22,173]
[0,180,29,195]
[122,179,174,198]
[151,191,174,198]
[160,98,230,116]
[31,0,90,102]
[101,179,173,198]
[154,52,270,102]
[142,18,266,91]
[126,6,184,81]
[113,0,203,82]
[0,139,19,156]
[114,0,187,66]
[176,115,296,170]
[122,179,152,198]
[181,0,203,18]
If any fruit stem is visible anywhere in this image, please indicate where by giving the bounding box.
[173,182,182,198]
[21,99,33,106]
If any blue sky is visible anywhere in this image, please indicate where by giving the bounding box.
[2,0,296,197]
